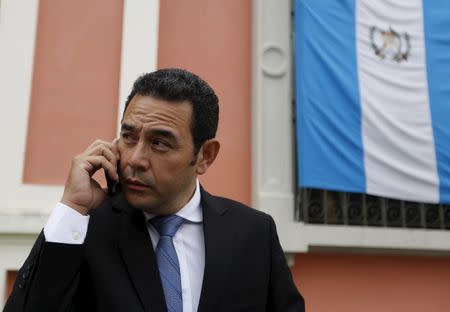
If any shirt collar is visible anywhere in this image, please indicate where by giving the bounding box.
[143,179,202,223]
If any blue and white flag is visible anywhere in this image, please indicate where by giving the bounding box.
[295,0,450,203]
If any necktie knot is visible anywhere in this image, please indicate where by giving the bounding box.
[150,215,184,238]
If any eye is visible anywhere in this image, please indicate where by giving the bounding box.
[151,139,171,151]
[121,132,135,144]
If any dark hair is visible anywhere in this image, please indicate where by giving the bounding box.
[124,68,219,154]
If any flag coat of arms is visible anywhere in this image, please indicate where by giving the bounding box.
[295,0,450,203]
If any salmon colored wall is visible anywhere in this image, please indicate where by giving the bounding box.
[292,253,450,312]
[157,0,252,205]
[23,0,123,184]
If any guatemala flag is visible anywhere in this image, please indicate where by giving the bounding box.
[295,0,450,203]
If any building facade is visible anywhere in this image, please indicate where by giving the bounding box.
[1,1,450,311]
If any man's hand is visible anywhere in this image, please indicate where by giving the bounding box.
[61,139,120,215]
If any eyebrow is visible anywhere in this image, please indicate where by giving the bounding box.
[147,129,177,142]
[121,122,138,132]
[121,122,177,141]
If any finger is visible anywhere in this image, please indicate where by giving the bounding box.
[85,139,113,152]
[84,144,117,165]
[82,156,118,180]
[97,145,117,165]
[111,138,120,160]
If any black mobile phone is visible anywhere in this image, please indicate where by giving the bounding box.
[105,169,120,196]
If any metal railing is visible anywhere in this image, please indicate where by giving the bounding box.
[297,188,450,229]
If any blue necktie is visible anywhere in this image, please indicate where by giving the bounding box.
[150,215,184,312]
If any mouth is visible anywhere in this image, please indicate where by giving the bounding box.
[125,178,151,191]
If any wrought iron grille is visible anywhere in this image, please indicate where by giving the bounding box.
[296,189,450,229]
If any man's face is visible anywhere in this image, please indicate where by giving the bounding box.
[118,94,199,214]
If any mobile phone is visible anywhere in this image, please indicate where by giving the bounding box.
[105,168,121,196]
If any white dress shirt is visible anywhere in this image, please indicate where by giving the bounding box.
[44,180,205,312]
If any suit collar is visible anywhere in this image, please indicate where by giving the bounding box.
[197,187,232,312]
[115,195,167,312]
[199,186,228,216]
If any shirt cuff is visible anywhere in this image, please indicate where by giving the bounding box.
[44,202,90,244]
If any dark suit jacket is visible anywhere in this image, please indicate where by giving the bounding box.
[4,188,304,312]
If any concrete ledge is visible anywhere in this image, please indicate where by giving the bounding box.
[0,215,47,234]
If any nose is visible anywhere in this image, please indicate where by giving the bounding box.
[127,141,150,171]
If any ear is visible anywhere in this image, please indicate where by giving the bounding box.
[195,139,220,175]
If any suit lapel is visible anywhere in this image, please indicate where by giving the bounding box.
[114,194,167,312]
[197,189,232,312]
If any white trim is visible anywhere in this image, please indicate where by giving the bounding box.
[0,0,63,216]
[0,215,47,234]
[302,224,450,252]
[117,0,160,133]
[252,0,304,251]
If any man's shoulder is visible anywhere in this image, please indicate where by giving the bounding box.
[202,190,273,223]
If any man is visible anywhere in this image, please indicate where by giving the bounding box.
[5,68,304,312]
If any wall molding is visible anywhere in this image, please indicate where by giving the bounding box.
[116,0,160,132]
[0,0,62,216]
